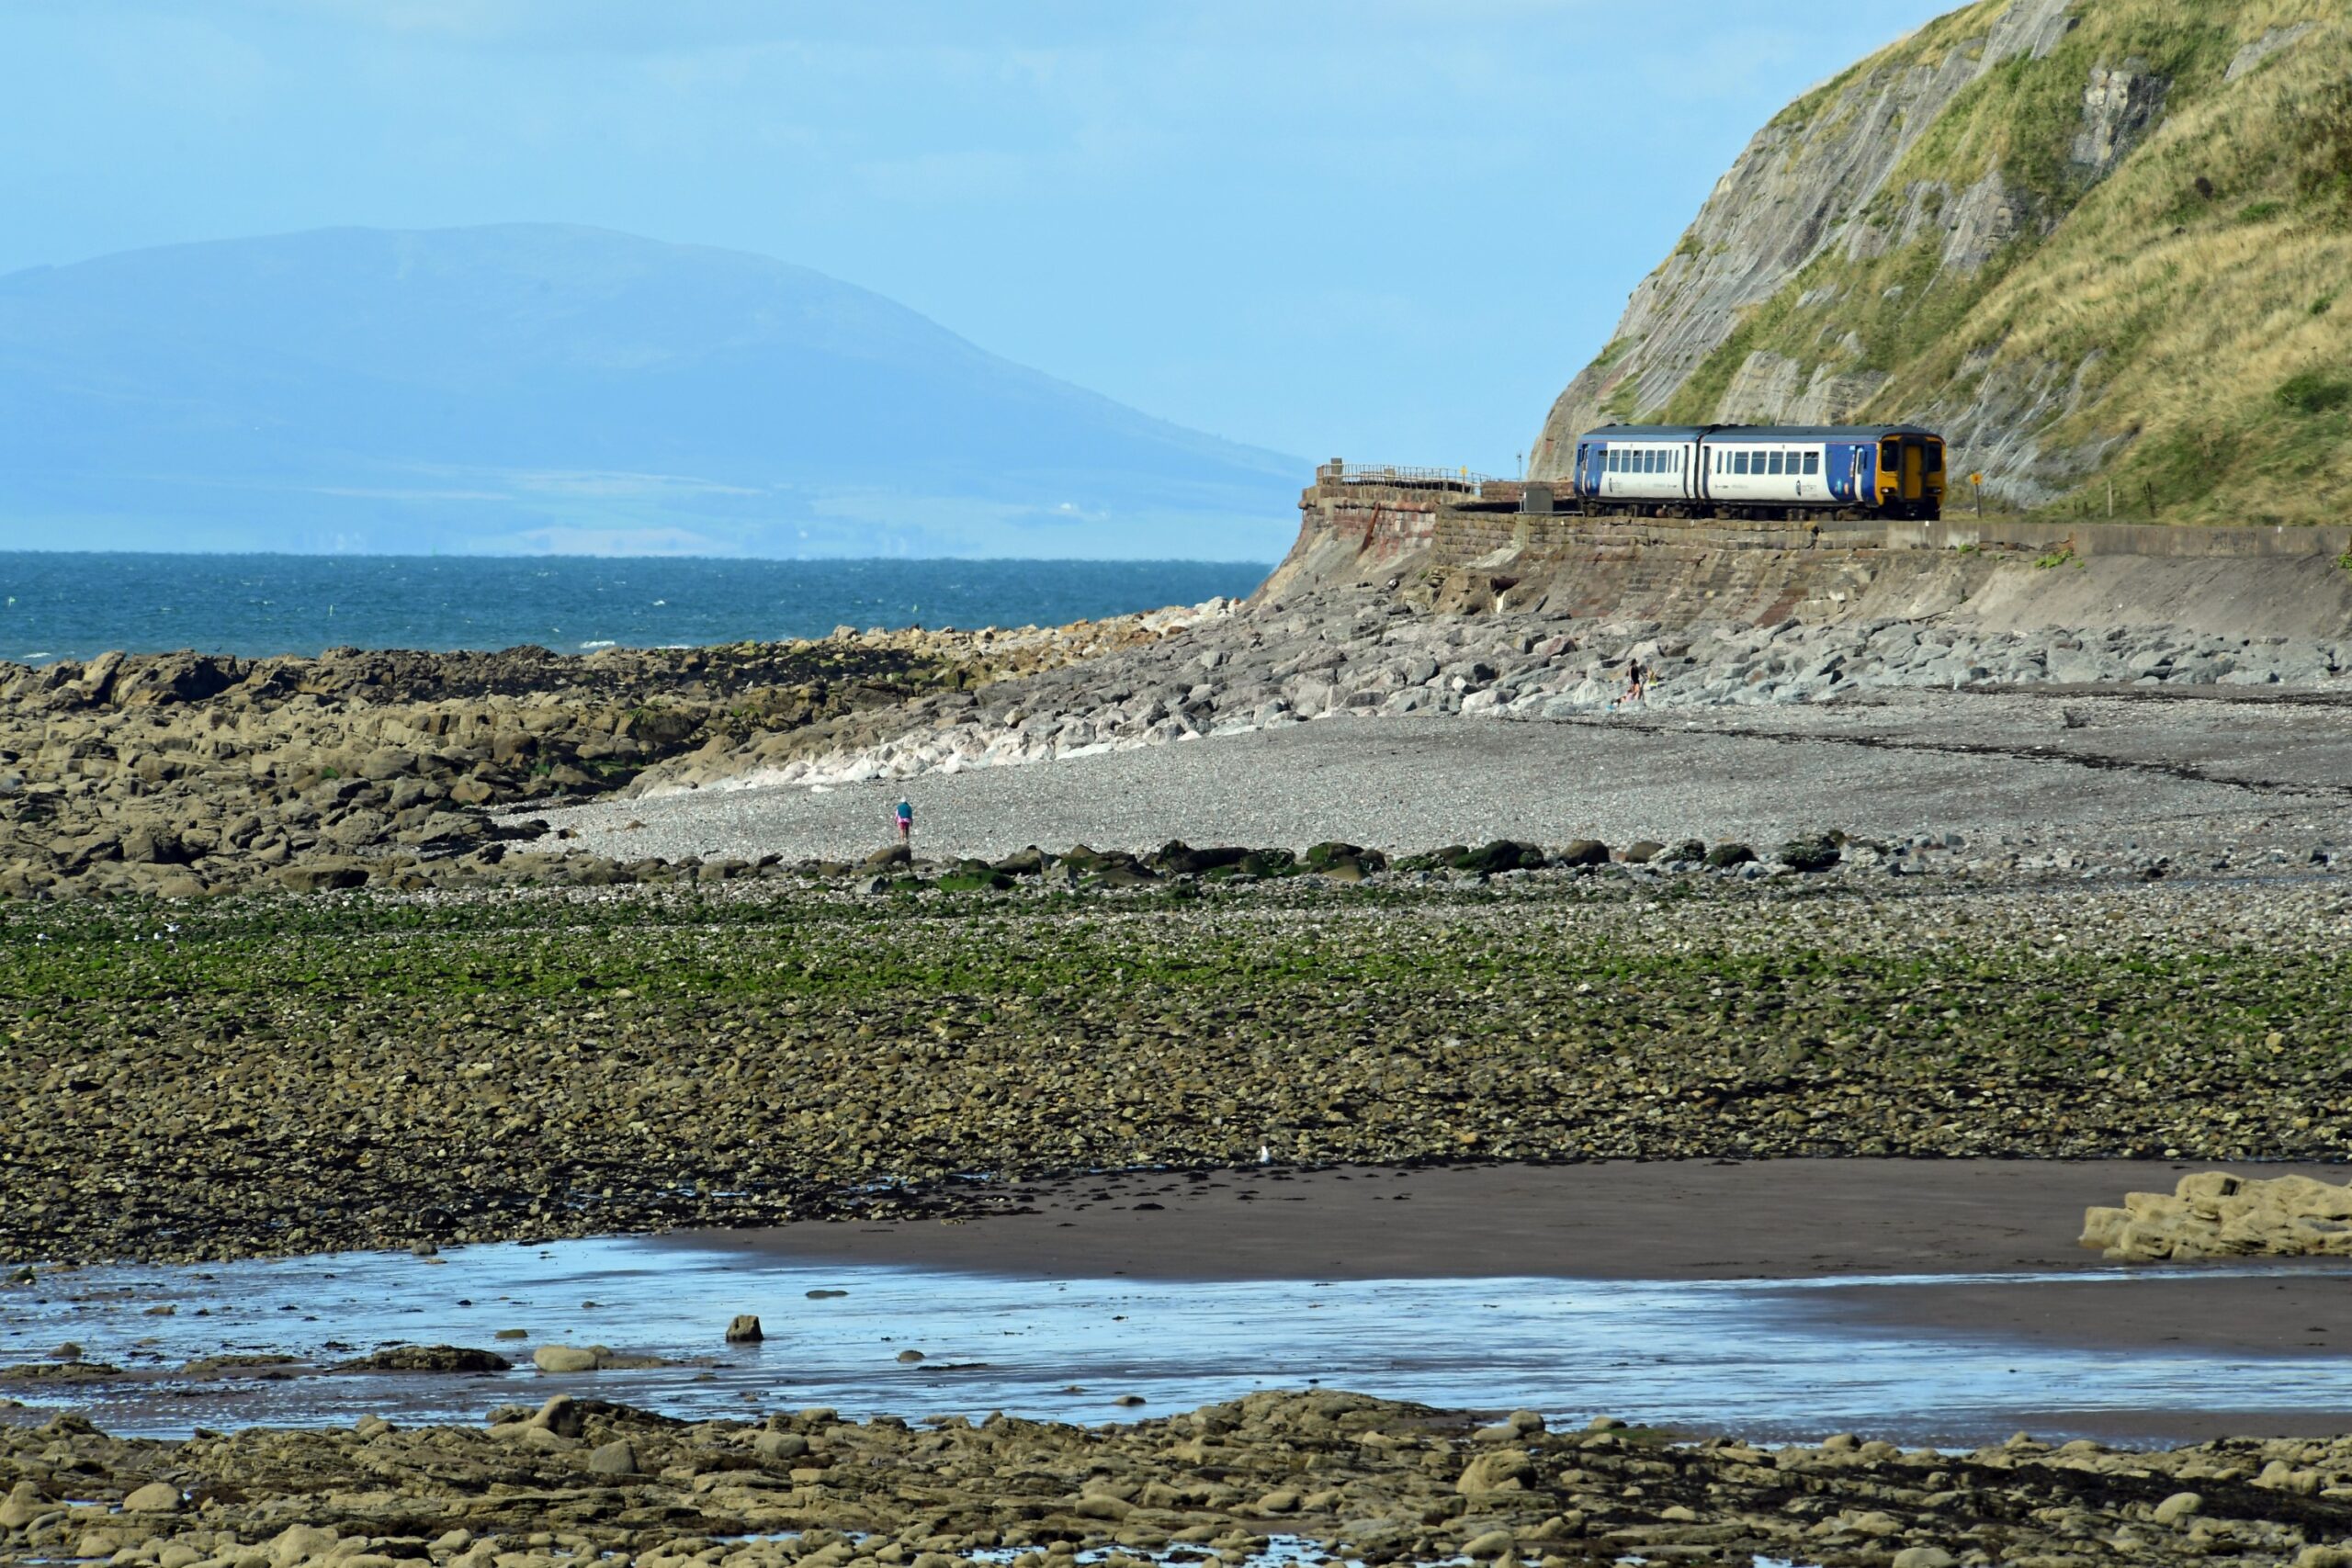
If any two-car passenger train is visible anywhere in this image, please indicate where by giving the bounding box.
[1570,423,1946,522]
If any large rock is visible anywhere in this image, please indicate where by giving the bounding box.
[2083,1170,2352,1262]
[588,1438,639,1477]
[122,1482,181,1513]
[1777,833,1842,873]
[271,859,370,894]
[1455,1450,1532,1496]
[532,1345,601,1373]
[0,1481,49,1529]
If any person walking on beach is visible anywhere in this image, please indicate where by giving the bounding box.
[894,796,914,850]
[1623,657,1646,708]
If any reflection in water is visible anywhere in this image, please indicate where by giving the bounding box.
[3,1236,2346,1447]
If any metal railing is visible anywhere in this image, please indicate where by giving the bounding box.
[1317,460,1497,491]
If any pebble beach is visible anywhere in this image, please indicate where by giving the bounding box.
[6,576,2352,1568]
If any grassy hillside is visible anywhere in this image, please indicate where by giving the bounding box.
[1620,0,2351,525]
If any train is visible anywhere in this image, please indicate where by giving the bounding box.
[1566,423,1947,522]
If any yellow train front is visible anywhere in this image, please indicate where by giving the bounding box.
[1570,423,1947,522]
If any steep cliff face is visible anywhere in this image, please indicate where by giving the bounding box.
[1532,0,2352,526]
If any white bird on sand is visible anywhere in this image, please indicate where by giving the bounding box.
[1258,1144,1272,1165]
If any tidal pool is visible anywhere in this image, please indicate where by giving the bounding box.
[4,1236,2346,1447]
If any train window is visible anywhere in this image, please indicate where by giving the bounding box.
[1768,452,1784,476]
[1803,452,1820,475]
[1731,452,1746,475]
[1605,450,1616,472]
[1644,450,1657,473]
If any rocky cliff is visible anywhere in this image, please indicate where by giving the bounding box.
[1531,0,2352,525]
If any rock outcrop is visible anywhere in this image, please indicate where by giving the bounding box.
[10,1390,2351,1568]
[0,611,1202,899]
[1530,0,2352,526]
[2083,1169,2352,1262]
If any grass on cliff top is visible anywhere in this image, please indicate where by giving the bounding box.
[1648,0,2352,525]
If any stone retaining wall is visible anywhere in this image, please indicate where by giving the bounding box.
[1262,478,2352,637]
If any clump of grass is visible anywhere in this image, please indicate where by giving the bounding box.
[2239,199,2289,222]
[2276,369,2352,413]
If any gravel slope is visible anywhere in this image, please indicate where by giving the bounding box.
[526,691,2351,875]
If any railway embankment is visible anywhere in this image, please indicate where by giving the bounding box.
[1262,465,2352,640]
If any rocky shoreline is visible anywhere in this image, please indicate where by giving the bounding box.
[3,874,2346,1268]
[615,583,2352,799]
[0,605,1221,900]
[6,579,2346,900]
[6,1389,2350,1568]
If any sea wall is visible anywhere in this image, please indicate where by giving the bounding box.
[1262,475,2352,640]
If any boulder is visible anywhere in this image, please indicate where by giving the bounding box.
[1555,839,1611,868]
[529,1393,585,1438]
[1238,848,1297,878]
[0,1481,50,1529]
[1455,1449,1532,1495]
[268,1524,341,1567]
[1621,840,1667,864]
[588,1438,639,1477]
[1453,840,1544,876]
[532,1345,600,1373]
[1777,832,1842,872]
[122,1482,181,1513]
[725,1314,763,1344]
[271,859,370,893]
[1154,840,1250,876]
[864,843,912,870]
[1703,842,1757,869]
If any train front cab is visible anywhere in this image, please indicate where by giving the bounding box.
[1877,432,1946,521]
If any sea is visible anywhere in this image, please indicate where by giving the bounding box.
[0,553,1272,665]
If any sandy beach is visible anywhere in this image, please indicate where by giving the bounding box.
[671,1157,2352,1361]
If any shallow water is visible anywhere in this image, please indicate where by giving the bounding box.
[5,1236,2347,1447]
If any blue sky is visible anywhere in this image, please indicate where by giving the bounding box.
[0,1,1951,477]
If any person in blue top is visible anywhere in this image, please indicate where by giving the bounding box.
[894,797,913,849]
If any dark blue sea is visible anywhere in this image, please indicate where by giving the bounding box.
[0,554,1272,665]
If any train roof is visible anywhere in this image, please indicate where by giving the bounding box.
[1576,423,1941,443]
[1575,424,1710,441]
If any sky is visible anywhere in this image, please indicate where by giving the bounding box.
[0,0,1954,479]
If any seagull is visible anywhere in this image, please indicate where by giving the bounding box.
[1258,1144,1272,1165]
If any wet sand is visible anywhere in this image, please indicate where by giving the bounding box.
[674,1157,2352,1360]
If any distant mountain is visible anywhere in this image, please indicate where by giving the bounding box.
[1532,0,2351,525]
[0,224,1300,558]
